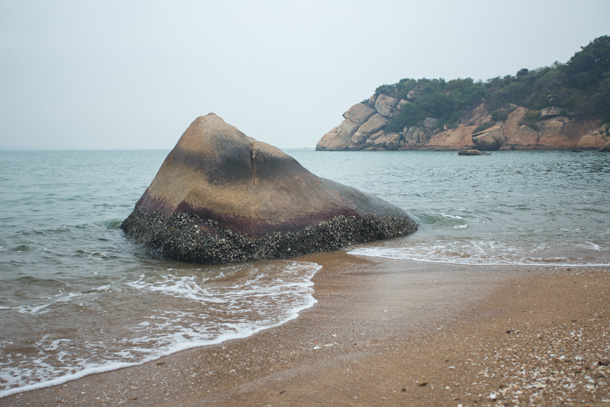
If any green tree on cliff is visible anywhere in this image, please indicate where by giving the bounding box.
[378,35,610,131]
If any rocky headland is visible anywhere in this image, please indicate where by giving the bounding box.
[317,36,610,152]
[121,113,417,264]
[316,97,608,152]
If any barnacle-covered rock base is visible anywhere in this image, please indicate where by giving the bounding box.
[121,114,417,264]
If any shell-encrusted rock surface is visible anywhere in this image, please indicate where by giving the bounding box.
[121,113,418,264]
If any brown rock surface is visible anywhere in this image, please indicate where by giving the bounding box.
[421,126,476,151]
[472,127,506,151]
[343,103,376,125]
[316,126,348,150]
[122,114,417,263]
[536,117,600,149]
[539,106,563,119]
[500,106,540,150]
[578,126,610,149]
[372,132,401,150]
[374,94,397,117]
[338,118,360,138]
[352,113,389,141]
[316,95,605,151]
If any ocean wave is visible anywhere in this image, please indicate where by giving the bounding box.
[0,260,321,399]
[348,245,610,267]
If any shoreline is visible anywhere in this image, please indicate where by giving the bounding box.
[2,252,609,406]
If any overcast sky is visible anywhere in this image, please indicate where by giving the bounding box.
[0,0,608,150]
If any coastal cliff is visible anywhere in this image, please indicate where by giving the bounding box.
[316,99,607,151]
[317,36,610,151]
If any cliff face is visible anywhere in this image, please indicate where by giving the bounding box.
[316,94,608,151]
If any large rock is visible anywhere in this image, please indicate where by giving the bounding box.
[122,114,418,264]
[423,117,440,129]
[343,103,376,125]
[350,130,369,146]
[316,126,350,151]
[472,127,506,150]
[403,126,421,143]
[539,106,563,119]
[499,106,539,150]
[421,126,476,150]
[577,128,608,149]
[338,118,360,138]
[397,99,409,110]
[458,149,487,156]
[374,94,397,117]
[372,132,402,150]
[352,113,389,141]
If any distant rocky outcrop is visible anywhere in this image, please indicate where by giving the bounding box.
[122,114,417,264]
[458,149,488,156]
[316,96,608,152]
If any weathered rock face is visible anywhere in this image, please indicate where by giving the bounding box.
[374,94,397,117]
[351,114,389,144]
[122,113,418,264]
[472,127,506,151]
[316,94,607,151]
[343,102,376,125]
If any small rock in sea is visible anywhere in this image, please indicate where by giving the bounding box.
[458,149,488,156]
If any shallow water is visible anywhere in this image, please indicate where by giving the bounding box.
[291,149,610,266]
[1,148,609,397]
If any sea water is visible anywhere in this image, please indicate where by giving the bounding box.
[0,149,609,397]
[291,149,610,266]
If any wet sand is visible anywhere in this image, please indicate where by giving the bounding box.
[2,251,609,406]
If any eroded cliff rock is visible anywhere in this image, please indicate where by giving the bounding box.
[316,95,607,151]
[122,113,418,264]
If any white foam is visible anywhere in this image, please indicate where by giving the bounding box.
[440,212,466,220]
[17,303,51,315]
[0,260,321,399]
[348,246,610,267]
[39,337,71,352]
[576,241,602,251]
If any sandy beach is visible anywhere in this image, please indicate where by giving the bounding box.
[2,251,609,407]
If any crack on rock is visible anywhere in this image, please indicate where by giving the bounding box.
[249,146,256,186]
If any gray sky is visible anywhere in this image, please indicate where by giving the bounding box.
[1,0,608,150]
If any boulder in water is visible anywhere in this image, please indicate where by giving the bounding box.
[121,114,418,264]
[458,149,488,156]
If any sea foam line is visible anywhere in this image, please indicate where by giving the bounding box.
[348,247,610,267]
[0,261,321,399]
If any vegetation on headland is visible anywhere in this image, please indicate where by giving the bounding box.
[375,36,610,133]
